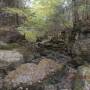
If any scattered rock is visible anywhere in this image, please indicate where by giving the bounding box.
[74,65,90,90]
[4,58,64,89]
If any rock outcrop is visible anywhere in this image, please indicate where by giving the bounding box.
[4,58,64,89]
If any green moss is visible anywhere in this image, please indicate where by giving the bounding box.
[24,31,38,42]
[0,43,21,50]
[18,27,42,42]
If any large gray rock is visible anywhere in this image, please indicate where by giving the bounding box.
[4,58,64,89]
[74,65,90,90]
[0,50,24,69]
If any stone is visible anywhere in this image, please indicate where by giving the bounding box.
[0,50,24,69]
[4,58,64,89]
[0,41,7,46]
[74,65,90,90]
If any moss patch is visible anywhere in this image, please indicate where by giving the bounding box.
[0,43,21,50]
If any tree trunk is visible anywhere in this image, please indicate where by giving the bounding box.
[0,0,24,28]
[68,0,80,55]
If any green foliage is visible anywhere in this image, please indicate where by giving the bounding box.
[24,31,38,42]
[1,0,74,42]
[18,26,45,42]
[21,0,65,29]
[1,7,26,16]
[16,0,73,42]
[16,0,65,42]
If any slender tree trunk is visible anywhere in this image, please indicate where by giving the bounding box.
[72,0,79,41]
[68,0,80,55]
